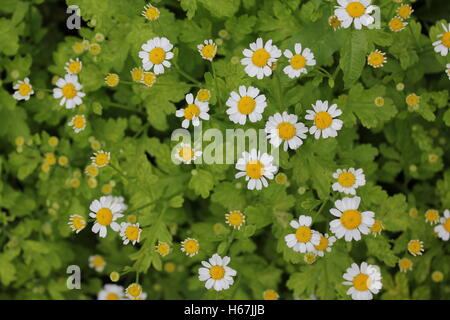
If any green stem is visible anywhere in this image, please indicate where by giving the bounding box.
[313,198,329,219]
[275,72,283,109]
[108,102,144,114]
[109,163,132,181]
[173,62,201,85]
[211,60,221,107]
[127,201,154,215]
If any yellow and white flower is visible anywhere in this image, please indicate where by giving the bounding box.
[68,214,86,233]
[176,93,209,128]
[125,283,144,300]
[329,196,375,241]
[89,196,124,238]
[68,114,86,133]
[226,85,267,125]
[313,233,337,257]
[397,4,413,19]
[398,258,413,272]
[305,100,343,139]
[285,215,320,253]
[235,149,277,190]
[332,168,366,195]
[407,239,424,256]
[198,253,237,291]
[367,50,387,68]
[389,16,407,32]
[155,241,171,257]
[433,23,450,56]
[13,78,34,101]
[64,58,82,75]
[434,209,450,241]
[198,39,217,61]
[425,209,439,225]
[89,255,106,272]
[91,150,110,168]
[119,222,142,245]
[53,74,85,109]
[181,238,200,257]
[283,43,316,78]
[343,262,382,300]
[174,143,202,164]
[334,0,375,30]
[138,37,174,74]
[225,210,246,230]
[98,284,124,300]
[265,112,308,151]
[241,38,281,79]
[141,4,160,21]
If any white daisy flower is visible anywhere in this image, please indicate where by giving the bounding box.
[332,168,366,195]
[343,263,382,300]
[226,85,267,125]
[283,43,316,78]
[305,100,343,139]
[68,214,86,233]
[198,39,217,61]
[198,253,237,291]
[175,93,209,128]
[53,74,85,109]
[89,255,106,272]
[313,233,337,257]
[174,143,202,164]
[241,38,281,79]
[13,77,34,101]
[138,37,174,74]
[98,284,124,300]
[64,58,82,75]
[434,209,450,241]
[68,114,86,133]
[235,149,278,190]
[119,222,142,245]
[433,23,450,56]
[329,196,375,241]
[334,0,376,30]
[265,112,308,151]
[284,215,321,253]
[446,63,450,80]
[89,196,124,238]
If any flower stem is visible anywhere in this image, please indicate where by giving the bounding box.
[174,62,201,86]
[211,60,222,108]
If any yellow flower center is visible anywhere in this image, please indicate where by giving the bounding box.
[444,218,450,232]
[368,52,384,67]
[68,61,81,74]
[105,74,119,87]
[184,239,199,254]
[96,208,113,226]
[442,32,450,48]
[245,160,264,179]
[45,153,56,165]
[425,210,439,222]
[374,97,385,107]
[329,16,342,29]
[431,271,444,282]
[18,83,32,96]
[338,172,356,188]
[149,47,166,64]
[209,265,225,280]
[389,18,405,31]
[295,226,312,243]
[156,242,170,256]
[62,83,77,99]
[92,256,105,268]
[406,94,420,106]
[290,54,306,70]
[72,216,85,230]
[371,220,383,233]
[142,72,156,86]
[90,43,101,55]
[197,89,211,102]
[408,240,422,254]
[86,164,99,177]
[227,211,244,227]
[251,48,270,67]
[201,45,216,59]
[95,153,109,167]
[58,156,69,166]
[237,96,256,115]
[145,7,160,20]
[131,68,144,81]
[127,284,142,297]
[106,293,119,300]
[73,115,85,129]
[398,5,412,19]
[277,122,296,140]
[314,111,333,130]
[178,146,195,161]
[399,258,412,271]
[340,210,362,230]
[184,104,200,120]
[314,236,329,251]
[346,2,365,18]
[125,225,140,241]
[263,290,279,300]
[353,273,370,291]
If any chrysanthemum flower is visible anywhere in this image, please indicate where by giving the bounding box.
[397,4,413,19]
[405,93,420,108]
[398,258,413,272]
[174,143,202,164]
[196,89,211,102]
[68,214,86,233]
[125,283,144,300]
[370,220,383,236]
[332,168,366,195]
[155,241,171,257]
[85,164,99,177]
[44,152,56,165]
[89,196,124,238]
[130,67,145,82]
[265,112,308,151]
[89,255,106,272]
[53,74,85,109]
[140,72,157,87]
[119,222,141,245]
[305,100,343,139]
[425,209,439,225]
[285,215,320,253]
[138,37,174,74]
[235,149,277,190]
[226,85,267,125]
[334,0,375,30]
[141,4,160,21]
[431,271,444,283]
[329,196,375,241]
[175,93,209,128]
[433,23,450,56]
[13,78,34,101]
[181,238,200,257]
[328,15,342,30]
[263,289,279,300]
[198,40,217,61]
[241,38,281,79]
[225,210,246,230]
[313,233,336,257]
[64,58,82,75]
[434,209,450,241]
[68,114,86,133]
[407,239,424,256]
[89,43,101,55]
[98,284,124,300]
[367,50,387,68]
[389,16,407,32]
[104,73,120,87]
[58,156,69,166]
[91,150,110,168]
[283,43,316,78]
[198,253,237,291]
[343,262,382,300]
